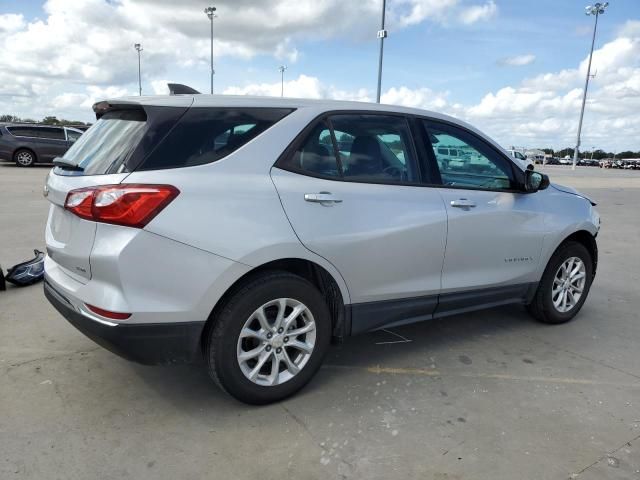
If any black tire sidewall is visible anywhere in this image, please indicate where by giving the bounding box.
[208,273,331,404]
[539,242,593,323]
[14,149,35,167]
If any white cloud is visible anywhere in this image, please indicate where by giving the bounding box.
[499,54,536,67]
[0,13,25,33]
[274,38,299,64]
[0,0,493,117]
[225,74,328,99]
[459,0,497,25]
[1,1,635,151]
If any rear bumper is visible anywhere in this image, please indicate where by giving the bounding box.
[44,280,205,365]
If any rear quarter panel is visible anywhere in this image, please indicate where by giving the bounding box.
[122,108,351,305]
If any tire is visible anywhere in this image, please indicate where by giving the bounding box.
[14,149,36,167]
[204,271,331,404]
[527,241,593,324]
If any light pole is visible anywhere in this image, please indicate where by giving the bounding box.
[572,2,608,171]
[278,65,287,97]
[375,0,388,103]
[204,6,217,94]
[134,43,143,96]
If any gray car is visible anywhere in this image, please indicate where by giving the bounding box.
[43,95,600,404]
[0,124,83,167]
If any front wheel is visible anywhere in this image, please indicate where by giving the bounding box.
[527,241,594,324]
[205,272,331,404]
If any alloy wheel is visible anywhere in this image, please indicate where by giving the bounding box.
[16,151,33,166]
[552,256,586,313]
[237,298,316,387]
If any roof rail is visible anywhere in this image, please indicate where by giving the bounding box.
[168,83,201,95]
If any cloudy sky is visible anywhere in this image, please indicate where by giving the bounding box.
[0,0,638,151]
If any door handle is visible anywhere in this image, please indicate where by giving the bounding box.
[450,199,476,209]
[304,192,343,205]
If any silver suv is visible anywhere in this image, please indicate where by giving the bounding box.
[43,95,600,404]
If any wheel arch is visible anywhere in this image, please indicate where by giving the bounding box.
[201,258,350,353]
[560,230,598,277]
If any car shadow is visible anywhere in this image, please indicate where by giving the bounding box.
[126,304,536,411]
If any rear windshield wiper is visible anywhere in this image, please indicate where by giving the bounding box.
[53,157,84,172]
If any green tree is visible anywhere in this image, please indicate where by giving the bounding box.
[42,116,60,125]
[557,148,575,158]
[0,114,21,122]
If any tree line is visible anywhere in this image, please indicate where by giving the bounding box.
[0,114,91,127]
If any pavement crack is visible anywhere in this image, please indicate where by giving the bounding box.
[3,347,100,371]
[281,403,315,441]
[571,432,640,478]
[521,332,640,382]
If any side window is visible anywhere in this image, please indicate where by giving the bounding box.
[423,120,514,190]
[40,127,66,140]
[66,129,82,142]
[281,121,340,178]
[138,108,292,171]
[329,114,419,183]
[7,127,39,138]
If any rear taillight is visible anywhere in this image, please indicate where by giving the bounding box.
[65,184,179,228]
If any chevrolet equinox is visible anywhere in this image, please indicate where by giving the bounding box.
[44,95,600,404]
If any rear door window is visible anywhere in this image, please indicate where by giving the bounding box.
[281,121,341,178]
[329,114,420,184]
[39,127,66,140]
[278,113,420,185]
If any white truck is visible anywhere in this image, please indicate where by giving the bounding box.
[506,149,534,170]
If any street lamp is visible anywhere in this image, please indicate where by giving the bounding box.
[375,0,388,103]
[572,2,609,171]
[204,6,217,94]
[134,43,143,96]
[278,65,287,97]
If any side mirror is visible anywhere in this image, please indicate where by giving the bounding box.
[524,170,549,192]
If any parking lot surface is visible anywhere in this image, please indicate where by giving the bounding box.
[1,164,639,479]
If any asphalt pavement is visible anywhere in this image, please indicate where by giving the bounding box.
[1,164,639,479]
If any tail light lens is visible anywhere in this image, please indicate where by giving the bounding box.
[65,184,179,228]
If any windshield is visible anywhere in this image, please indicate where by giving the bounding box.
[59,110,146,175]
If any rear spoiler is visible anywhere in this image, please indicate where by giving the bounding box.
[168,83,201,95]
[92,101,144,119]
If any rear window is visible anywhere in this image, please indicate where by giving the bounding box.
[60,109,147,175]
[136,107,292,171]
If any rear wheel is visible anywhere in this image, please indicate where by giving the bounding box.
[205,272,331,404]
[528,241,593,324]
[14,149,36,167]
